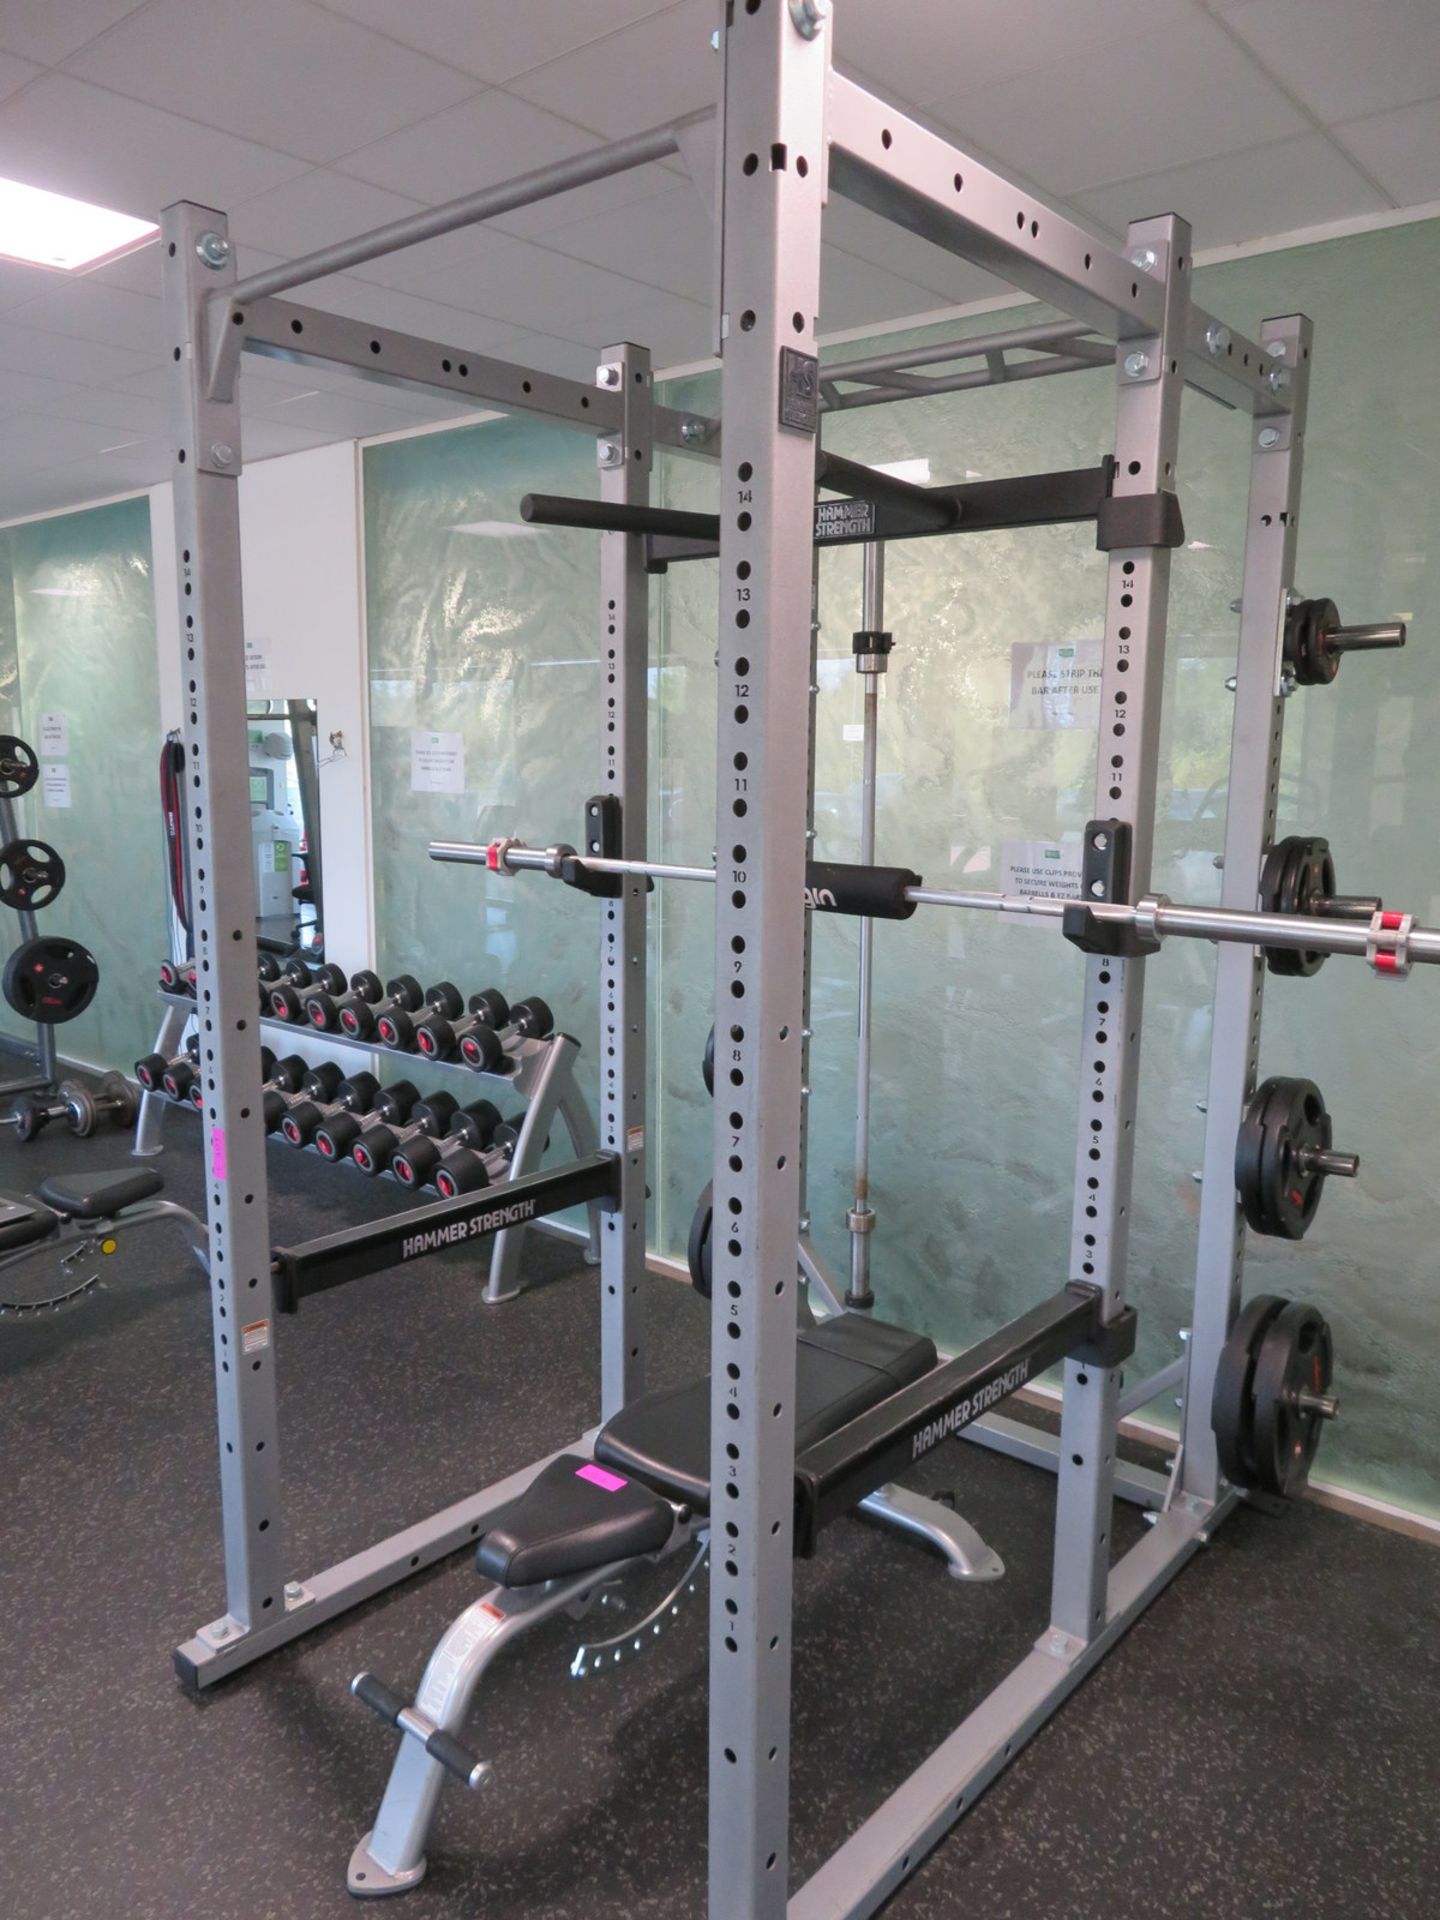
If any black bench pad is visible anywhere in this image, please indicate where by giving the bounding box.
[594,1312,937,1514]
[36,1168,163,1220]
[0,1194,60,1253]
[476,1455,675,1587]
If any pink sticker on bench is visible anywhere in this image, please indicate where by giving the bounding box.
[576,1463,628,1493]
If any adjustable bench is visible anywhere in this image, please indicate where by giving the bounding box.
[348,1311,937,1897]
[0,1168,208,1314]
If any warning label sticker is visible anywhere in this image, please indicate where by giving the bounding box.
[241,1319,270,1354]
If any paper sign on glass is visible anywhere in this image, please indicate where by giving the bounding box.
[1009,640,1103,730]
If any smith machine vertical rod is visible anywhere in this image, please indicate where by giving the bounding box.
[708,3,827,1913]
[1049,214,1192,1644]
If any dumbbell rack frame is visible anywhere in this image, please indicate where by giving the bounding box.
[0,789,59,1101]
[136,987,602,1302]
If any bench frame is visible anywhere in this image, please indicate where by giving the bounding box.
[0,1177,207,1314]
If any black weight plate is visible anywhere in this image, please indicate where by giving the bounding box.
[1284,597,1340,687]
[0,838,65,911]
[3,936,99,1024]
[703,1025,714,1098]
[1235,1079,1287,1237]
[688,1182,714,1299]
[99,1071,139,1128]
[1211,1292,1288,1489]
[1250,1300,1333,1497]
[1263,836,1333,977]
[1258,1077,1329,1240]
[0,736,38,798]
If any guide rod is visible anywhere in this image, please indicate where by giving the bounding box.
[430,841,1440,967]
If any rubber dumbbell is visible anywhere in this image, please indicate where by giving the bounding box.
[457,994,555,1072]
[315,1079,420,1162]
[352,1092,458,1178]
[308,968,382,1035]
[157,957,186,993]
[270,962,348,1024]
[136,1032,200,1092]
[280,1071,379,1149]
[259,1052,310,1133]
[376,981,464,1052]
[413,987,510,1063]
[431,1105,545,1196]
[256,952,283,987]
[392,1098,502,1189]
[338,973,422,1042]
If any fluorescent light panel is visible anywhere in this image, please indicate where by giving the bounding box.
[0,175,157,272]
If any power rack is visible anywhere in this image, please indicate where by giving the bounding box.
[160,5,1431,1912]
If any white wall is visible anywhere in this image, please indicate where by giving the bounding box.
[150,439,373,968]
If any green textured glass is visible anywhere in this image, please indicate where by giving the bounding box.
[0,495,165,1070]
[362,218,1438,1517]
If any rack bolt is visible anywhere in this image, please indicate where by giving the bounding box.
[679,417,708,445]
[1122,350,1150,379]
[284,1581,304,1602]
[1257,426,1281,449]
[209,442,235,468]
[597,440,624,469]
[595,362,622,389]
[1129,246,1158,273]
[1266,339,1288,358]
[1268,364,1291,396]
[1205,322,1231,357]
[195,230,231,269]
[788,0,829,38]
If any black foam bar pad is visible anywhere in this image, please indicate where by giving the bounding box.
[792,1286,1103,1552]
[272,1151,621,1309]
[804,861,921,920]
[520,492,721,543]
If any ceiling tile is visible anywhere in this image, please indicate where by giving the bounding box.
[26,383,172,433]
[230,169,428,260]
[300,273,530,356]
[5,277,162,352]
[1332,97,1440,207]
[0,49,41,100]
[1221,0,1440,125]
[822,198,1013,305]
[831,0,1196,112]
[927,13,1307,194]
[0,0,147,67]
[0,410,145,468]
[63,0,481,168]
[819,247,953,335]
[0,257,69,313]
[313,0,675,87]
[336,85,599,205]
[539,187,714,301]
[0,76,308,221]
[243,415,361,459]
[507,0,719,138]
[0,317,153,385]
[1072,133,1387,248]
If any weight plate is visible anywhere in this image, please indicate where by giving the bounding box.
[1260,836,1334,977]
[60,1079,98,1138]
[99,1071,139,1129]
[1212,1292,1288,1488]
[703,1026,715,1098]
[1235,1080,1284,1237]
[1258,1078,1330,1240]
[687,1182,713,1299]
[0,735,39,798]
[0,838,65,912]
[1283,597,1340,687]
[1249,1300,1333,1497]
[2,936,100,1025]
[7,1094,47,1142]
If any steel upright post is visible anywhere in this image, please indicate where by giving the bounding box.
[708,4,827,1913]
[597,341,653,1420]
[1182,315,1312,1502]
[162,203,286,1643]
[1049,215,1192,1643]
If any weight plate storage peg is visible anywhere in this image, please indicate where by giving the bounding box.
[0,735,39,798]
[0,839,65,912]
[1234,1076,1358,1240]
[2,935,100,1024]
[1211,1292,1336,1498]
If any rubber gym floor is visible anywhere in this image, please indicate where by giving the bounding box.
[2,1107,1436,1920]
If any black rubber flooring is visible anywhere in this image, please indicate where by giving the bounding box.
[1,1105,1437,1920]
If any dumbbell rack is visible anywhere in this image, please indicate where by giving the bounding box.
[0,789,58,1102]
[136,988,601,1304]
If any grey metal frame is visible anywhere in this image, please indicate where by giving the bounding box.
[157,2,1389,1907]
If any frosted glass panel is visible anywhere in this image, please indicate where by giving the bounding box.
[363,418,660,1191]
[0,496,166,1070]
[363,218,1440,1517]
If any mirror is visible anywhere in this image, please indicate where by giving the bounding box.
[247,699,323,956]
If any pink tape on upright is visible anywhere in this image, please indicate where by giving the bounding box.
[210,1126,227,1182]
[576,1463,628,1493]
